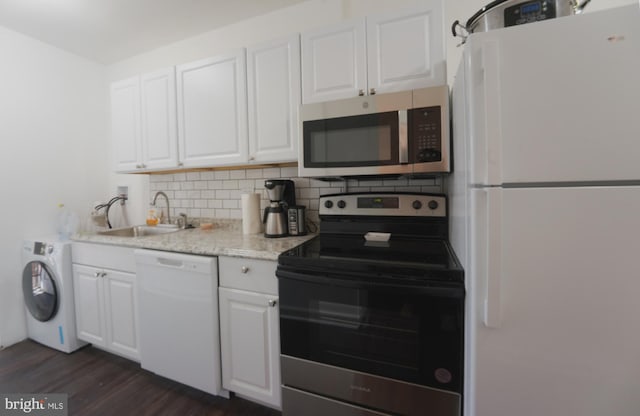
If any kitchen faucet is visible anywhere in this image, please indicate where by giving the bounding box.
[151,191,171,224]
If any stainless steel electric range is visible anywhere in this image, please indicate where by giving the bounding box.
[276,192,464,416]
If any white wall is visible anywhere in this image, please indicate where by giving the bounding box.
[0,26,109,347]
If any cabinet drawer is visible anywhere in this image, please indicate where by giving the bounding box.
[219,256,277,295]
[72,242,136,273]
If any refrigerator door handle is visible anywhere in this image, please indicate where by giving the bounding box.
[473,40,503,186]
[484,187,502,328]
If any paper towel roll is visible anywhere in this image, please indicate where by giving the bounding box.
[241,193,262,234]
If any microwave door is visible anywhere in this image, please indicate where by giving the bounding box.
[300,110,413,177]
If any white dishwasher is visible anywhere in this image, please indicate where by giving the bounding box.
[135,249,225,396]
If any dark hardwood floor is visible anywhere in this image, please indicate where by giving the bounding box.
[0,340,281,416]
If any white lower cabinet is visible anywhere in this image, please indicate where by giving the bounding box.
[72,265,139,361]
[218,257,281,409]
[71,243,139,361]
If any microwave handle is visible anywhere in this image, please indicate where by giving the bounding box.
[398,110,409,164]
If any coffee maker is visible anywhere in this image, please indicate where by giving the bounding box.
[263,179,296,238]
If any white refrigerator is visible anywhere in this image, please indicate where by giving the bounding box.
[449,5,640,416]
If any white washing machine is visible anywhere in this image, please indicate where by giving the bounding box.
[22,238,87,353]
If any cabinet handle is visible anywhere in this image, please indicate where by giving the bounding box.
[249,156,255,161]
[94,272,101,278]
[135,164,141,169]
[141,163,147,169]
[370,88,376,95]
[268,299,277,307]
[358,89,365,96]
[241,266,249,274]
[178,162,184,167]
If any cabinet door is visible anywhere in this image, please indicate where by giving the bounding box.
[140,68,179,170]
[366,2,446,94]
[219,287,281,409]
[301,19,367,104]
[247,34,301,163]
[103,270,139,361]
[72,265,106,346]
[176,50,248,167]
[111,77,141,172]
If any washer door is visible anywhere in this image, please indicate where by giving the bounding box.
[22,261,58,322]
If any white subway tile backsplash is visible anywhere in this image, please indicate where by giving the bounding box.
[215,208,230,218]
[223,199,238,209]
[230,170,246,180]
[262,167,281,178]
[200,171,215,180]
[150,168,444,225]
[223,180,239,189]
[207,180,223,190]
[246,168,264,179]
[280,166,298,178]
[215,190,231,199]
[208,200,223,209]
[215,171,230,180]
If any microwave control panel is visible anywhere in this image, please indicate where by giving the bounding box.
[410,106,442,163]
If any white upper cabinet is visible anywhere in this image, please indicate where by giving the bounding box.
[111,77,141,172]
[140,68,179,170]
[176,50,248,168]
[301,19,367,104]
[111,68,178,173]
[247,34,301,163]
[301,1,445,103]
[367,2,445,95]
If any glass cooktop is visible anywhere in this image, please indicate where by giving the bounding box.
[278,234,464,283]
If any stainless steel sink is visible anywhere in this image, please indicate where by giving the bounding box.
[98,225,180,237]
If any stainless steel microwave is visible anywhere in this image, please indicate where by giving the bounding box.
[298,85,450,178]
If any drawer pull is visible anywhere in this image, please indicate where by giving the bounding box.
[268,299,277,307]
[241,266,250,274]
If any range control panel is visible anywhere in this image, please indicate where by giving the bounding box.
[320,193,447,218]
[504,1,556,27]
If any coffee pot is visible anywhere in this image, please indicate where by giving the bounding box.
[263,179,296,238]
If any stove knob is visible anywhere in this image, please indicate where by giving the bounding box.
[324,200,333,209]
[428,200,439,210]
[337,200,346,209]
[412,200,423,210]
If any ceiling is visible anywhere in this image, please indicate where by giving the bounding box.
[0,0,308,64]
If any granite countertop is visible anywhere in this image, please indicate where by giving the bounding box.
[72,221,316,261]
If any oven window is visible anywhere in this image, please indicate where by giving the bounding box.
[279,276,464,393]
[303,112,399,167]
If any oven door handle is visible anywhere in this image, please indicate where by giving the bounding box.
[276,268,464,299]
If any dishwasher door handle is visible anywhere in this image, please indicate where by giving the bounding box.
[156,257,184,268]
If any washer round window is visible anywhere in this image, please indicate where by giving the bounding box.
[22,261,58,322]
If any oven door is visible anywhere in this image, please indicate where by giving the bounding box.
[277,268,464,415]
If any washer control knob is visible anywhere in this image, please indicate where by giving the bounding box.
[412,200,423,210]
[428,200,439,210]
[337,200,346,209]
[324,200,333,209]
